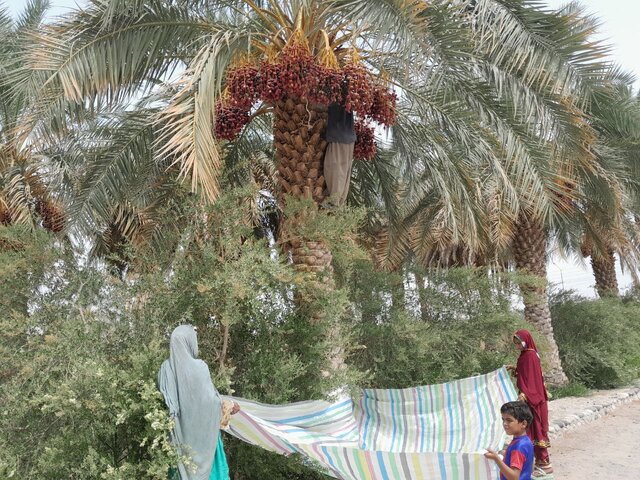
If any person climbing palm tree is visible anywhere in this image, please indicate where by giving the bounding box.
[322,102,356,208]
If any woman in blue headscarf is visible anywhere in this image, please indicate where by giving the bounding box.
[158,325,239,480]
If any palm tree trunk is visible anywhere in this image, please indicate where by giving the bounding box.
[591,248,619,298]
[273,96,345,372]
[273,97,333,274]
[512,214,568,386]
[414,271,433,322]
[273,97,328,204]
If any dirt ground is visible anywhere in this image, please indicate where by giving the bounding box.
[552,399,640,479]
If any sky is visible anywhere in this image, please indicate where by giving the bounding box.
[6,0,80,19]
[5,0,639,296]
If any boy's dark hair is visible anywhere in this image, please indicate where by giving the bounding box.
[501,401,533,426]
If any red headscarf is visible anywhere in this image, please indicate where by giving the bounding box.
[514,329,548,406]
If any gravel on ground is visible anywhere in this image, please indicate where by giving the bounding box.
[551,399,640,479]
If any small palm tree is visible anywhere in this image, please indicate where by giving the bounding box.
[577,78,640,297]
[0,0,65,236]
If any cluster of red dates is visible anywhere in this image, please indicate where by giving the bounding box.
[215,44,397,160]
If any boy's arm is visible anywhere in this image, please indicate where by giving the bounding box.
[484,449,521,480]
[493,456,521,480]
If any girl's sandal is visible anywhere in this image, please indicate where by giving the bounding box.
[532,465,554,477]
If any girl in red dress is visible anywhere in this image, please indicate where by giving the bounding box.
[511,329,553,476]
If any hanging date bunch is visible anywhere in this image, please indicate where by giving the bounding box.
[214,35,398,144]
[257,40,318,104]
[369,84,397,127]
[275,42,317,99]
[35,199,65,233]
[308,66,343,106]
[343,62,375,117]
[353,120,376,161]
[226,63,261,109]
[308,41,344,106]
[0,202,11,225]
[214,101,250,141]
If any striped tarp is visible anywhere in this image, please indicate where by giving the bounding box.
[225,367,516,479]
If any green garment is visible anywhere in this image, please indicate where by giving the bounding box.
[210,433,230,480]
[168,433,229,480]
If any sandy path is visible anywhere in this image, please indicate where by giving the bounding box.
[552,399,640,479]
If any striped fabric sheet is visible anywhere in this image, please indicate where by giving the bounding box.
[225,367,517,479]
[356,367,516,453]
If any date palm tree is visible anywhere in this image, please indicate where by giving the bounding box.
[0,0,66,237]
[577,79,640,297]
[372,1,630,385]
[9,0,604,272]
[11,1,632,381]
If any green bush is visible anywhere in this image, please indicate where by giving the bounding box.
[0,191,363,480]
[0,245,180,478]
[348,265,528,388]
[548,382,590,399]
[551,291,640,389]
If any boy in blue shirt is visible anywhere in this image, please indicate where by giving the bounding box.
[485,401,535,480]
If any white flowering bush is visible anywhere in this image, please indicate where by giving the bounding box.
[0,229,182,478]
[0,313,183,479]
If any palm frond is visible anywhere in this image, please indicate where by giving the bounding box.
[15,0,50,33]
[156,25,253,202]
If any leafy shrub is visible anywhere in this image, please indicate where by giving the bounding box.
[348,265,529,388]
[0,192,362,480]
[0,247,180,478]
[551,291,640,389]
[548,382,590,399]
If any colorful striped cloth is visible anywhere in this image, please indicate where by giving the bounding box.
[225,367,516,479]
